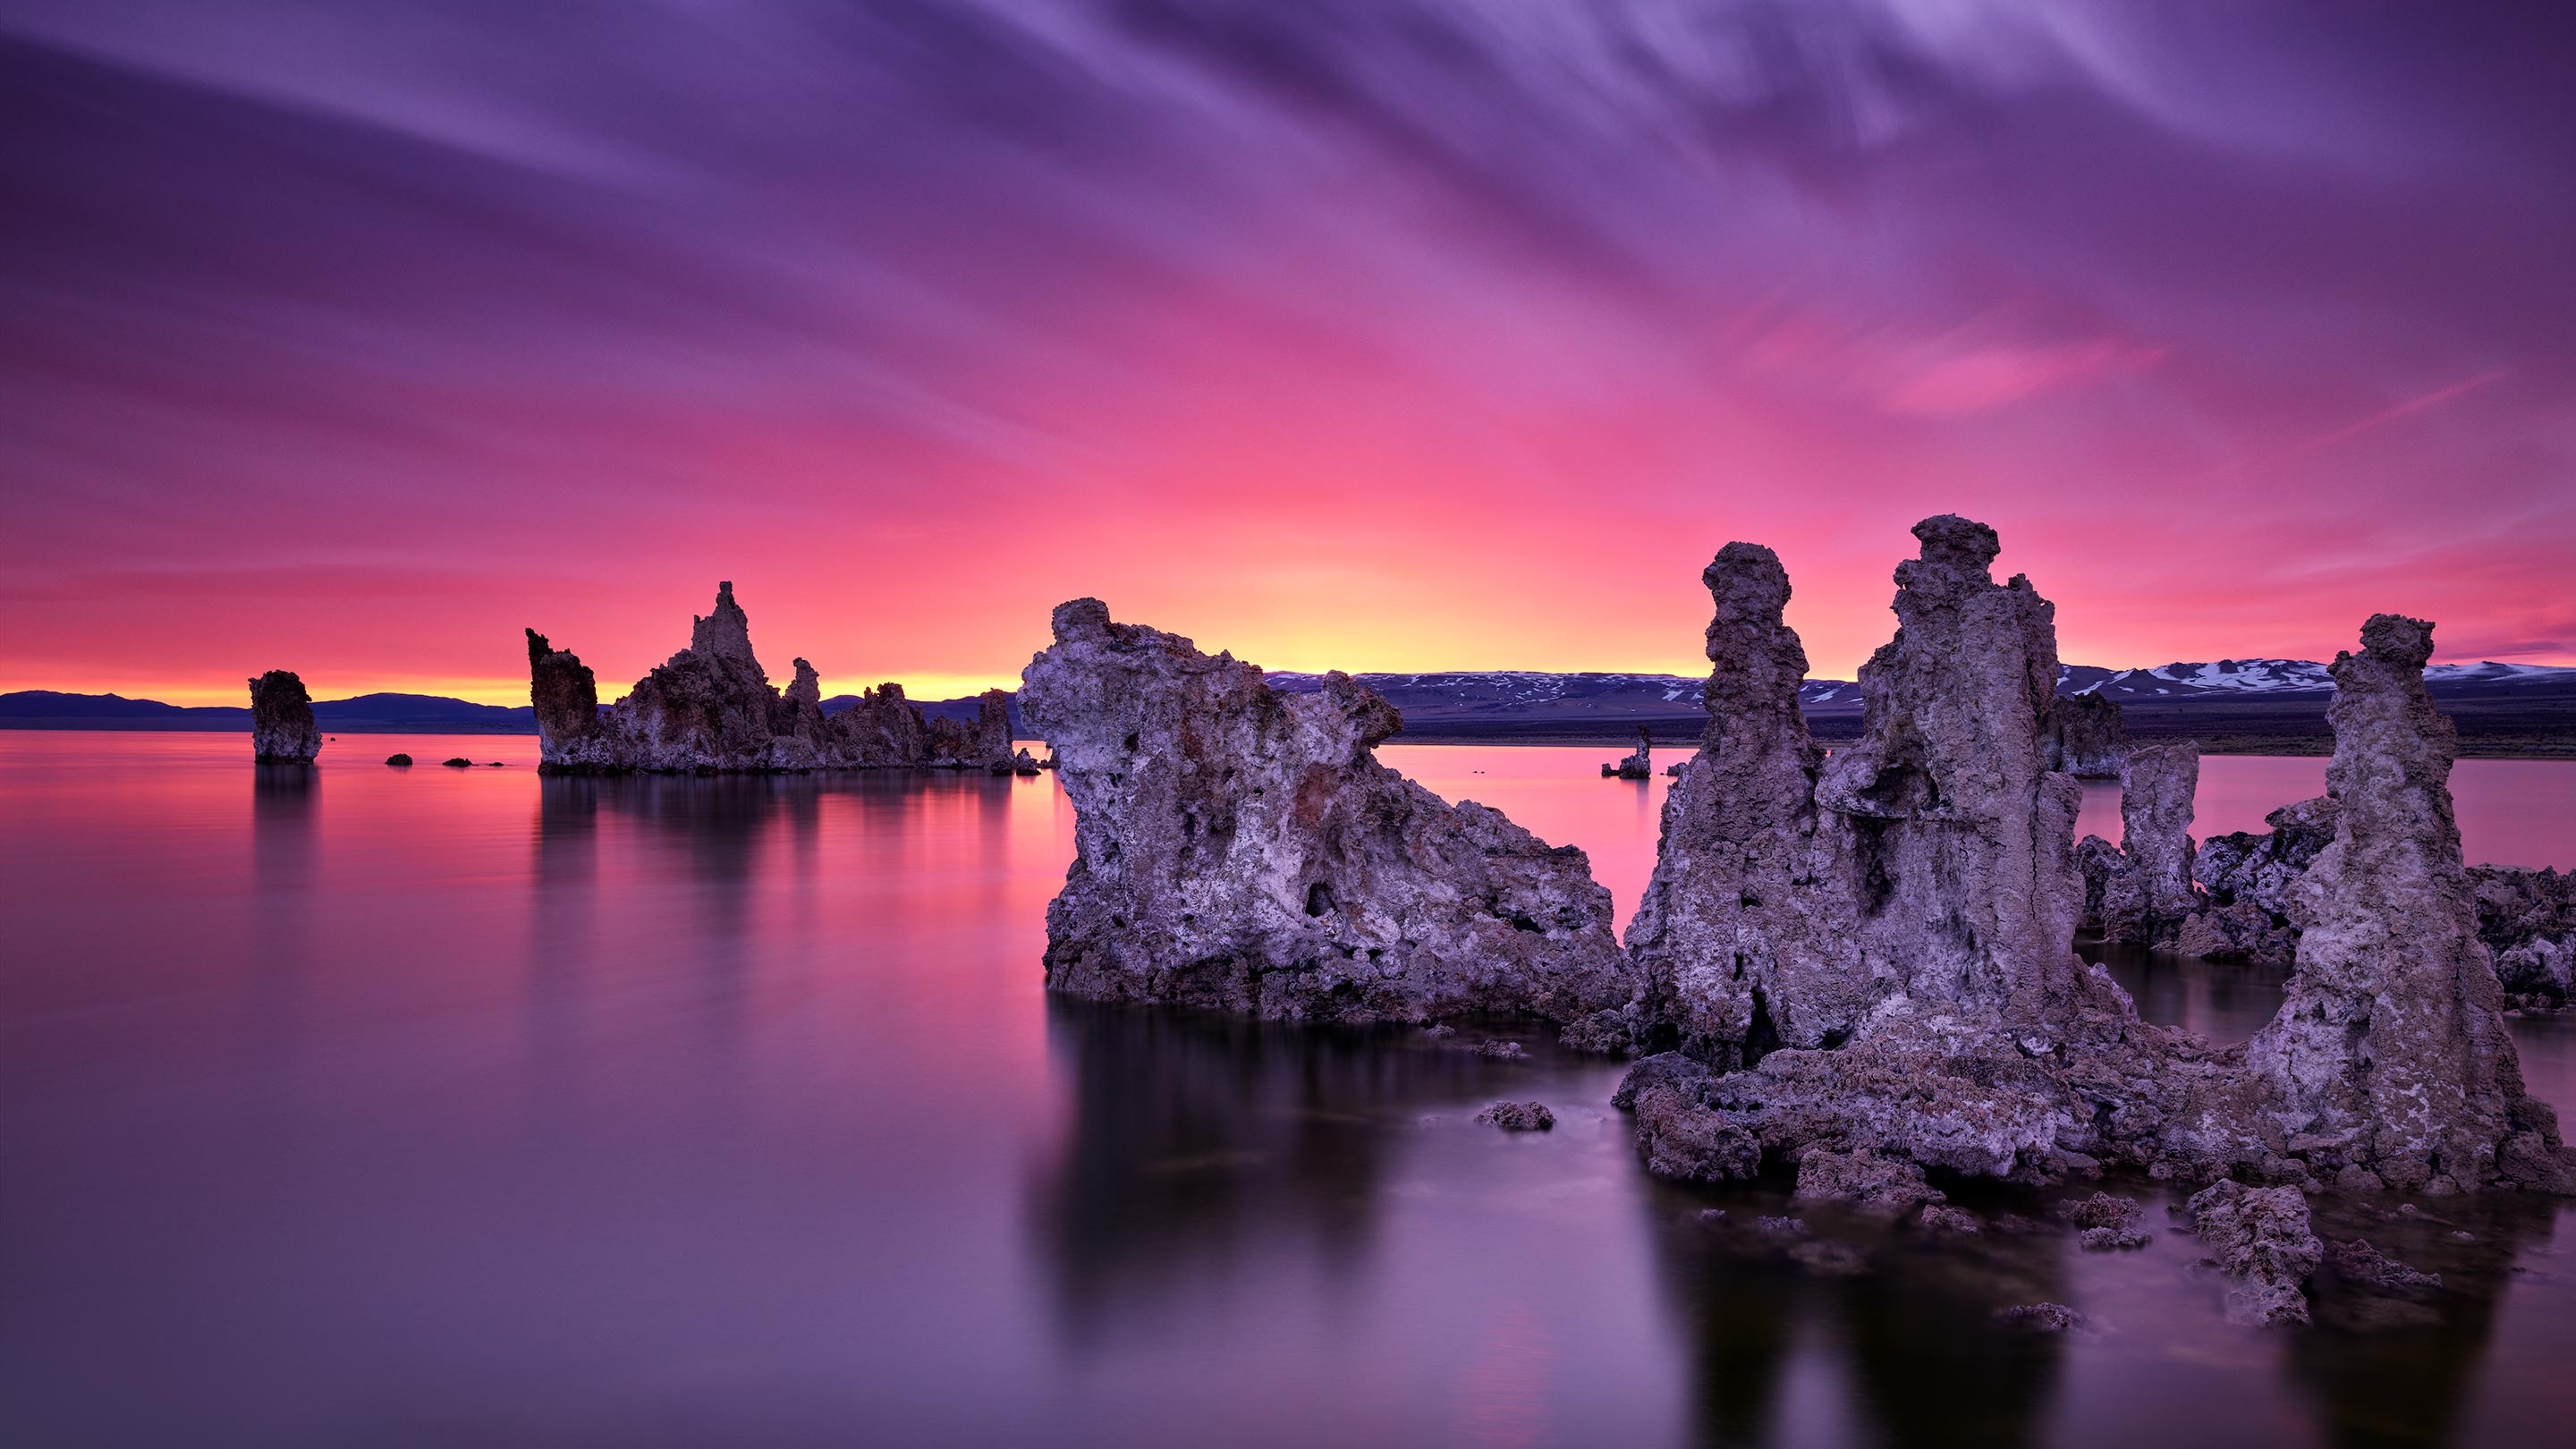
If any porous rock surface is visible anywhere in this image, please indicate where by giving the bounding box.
[1621,519,2252,1187]
[2186,1179,2321,1326]
[2176,797,2342,964]
[2078,741,2202,947]
[248,670,321,763]
[1615,523,2572,1204]
[2043,691,2127,779]
[1475,1101,1556,1131]
[527,583,1013,775]
[2241,615,2572,1195]
[2186,801,2572,1008]
[1020,598,1640,1031]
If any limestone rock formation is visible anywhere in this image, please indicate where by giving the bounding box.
[2175,797,2340,964]
[525,583,1014,775]
[2242,615,2571,1194]
[2043,691,2127,778]
[1475,1101,1556,1131]
[1604,727,1652,779]
[1619,519,2255,1187]
[2181,799,2568,998]
[1021,598,1640,1033]
[2078,741,2201,947]
[2187,1179,2321,1326]
[248,670,320,763]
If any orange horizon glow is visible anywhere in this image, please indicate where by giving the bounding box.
[5,6,2571,703]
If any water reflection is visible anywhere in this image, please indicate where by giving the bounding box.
[1030,998,1521,1348]
[2084,941,2290,1046]
[2292,1193,2563,1449]
[1645,1177,2075,1449]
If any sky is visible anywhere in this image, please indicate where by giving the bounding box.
[3,1,2571,705]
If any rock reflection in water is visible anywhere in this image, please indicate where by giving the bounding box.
[2083,939,2290,1046]
[1645,1177,2074,1449]
[1030,998,1518,1344]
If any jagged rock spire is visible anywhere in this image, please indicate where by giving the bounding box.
[2245,614,2571,1193]
[688,580,761,674]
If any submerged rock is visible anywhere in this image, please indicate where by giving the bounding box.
[442,757,472,768]
[248,670,320,763]
[2043,691,2127,778]
[1019,598,1640,1032]
[385,753,412,767]
[2242,615,2572,1194]
[2060,1192,2151,1250]
[1791,1147,1945,1223]
[526,583,1014,775]
[1993,1301,2094,1334]
[2324,1237,2441,1292]
[2187,1179,2321,1326]
[1475,1101,1556,1131]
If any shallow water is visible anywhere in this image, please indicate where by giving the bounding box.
[3,731,2572,1448]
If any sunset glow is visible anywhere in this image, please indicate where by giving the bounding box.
[5,3,2571,706]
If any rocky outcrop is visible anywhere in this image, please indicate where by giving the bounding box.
[1475,1101,1556,1131]
[2477,866,2575,1009]
[1020,598,1640,1033]
[2187,1179,2321,1326]
[1614,522,2572,1202]
[2243,615,2572,1194]
[2043,691,2127,778]
[248,670,321,762]
[1620,519,2254,1186]
[1603,727,1652,779]
[2175,797,2340,964]
[526,583,1014,775]
[2182,798,2570,999]
[2078,742,2201,947]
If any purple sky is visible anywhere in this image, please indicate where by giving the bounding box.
[4,1,2571,702]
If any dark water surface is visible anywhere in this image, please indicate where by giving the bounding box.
[4,733,2573,1448]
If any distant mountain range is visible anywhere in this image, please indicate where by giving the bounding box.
[0,688,1008,734]
[7,658,2572,750]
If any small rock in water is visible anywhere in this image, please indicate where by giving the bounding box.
[385,753,413,767]
[1918,1206,1984,1238]
[1750,1216,1810,1242]
[2187,1179,2322,1327]
[1995,1302,2094,1335]
[1792,1147,1945,1223]
[1474,1101,1555,1132]
[2326,1238,2442,1292]
[1474,1039,1527,1060]
[442,758,473,768]
[1787,1240,1869,1276]
[2061,1192,2152,1250]
[1420,1024,1455,1039]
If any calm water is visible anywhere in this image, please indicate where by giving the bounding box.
[4,732,2573,1448]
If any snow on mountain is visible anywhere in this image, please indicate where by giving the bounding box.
[2061,658,2575,699]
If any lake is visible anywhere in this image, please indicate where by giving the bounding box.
[4,731,2572,1448]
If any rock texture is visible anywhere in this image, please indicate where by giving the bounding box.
[2176,797,2341,964]
[1621,520,2242,1189]
[2187,1179,2321,1326]
[2183,800,2571,1005]
[2043,691,2127,778]
[1475,1101,1556,1131]
[2078,741,2201,947]
[1021,599,1640,1032]
[1615,522,2572,1202]
[2242,615,2571,1195]
[248,670,321,763]
[526,583,1015,775]
[1604,727,1652,779]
